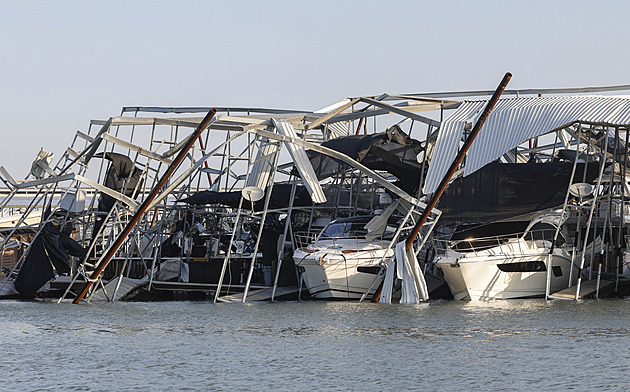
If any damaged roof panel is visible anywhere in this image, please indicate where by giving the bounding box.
[272,118,326,204]
[424,95,630,194]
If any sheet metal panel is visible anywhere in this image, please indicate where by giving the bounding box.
[360,97,441,128]
[365,200,401,239]
[16,174,76,190]
[423,101,484,194]
[272,119,326,204]
[121,106,310,115]
[246,129,281,191]
[0,167,18,187]
[314,98,353,114]
[74,175,140,211]
[326,122,350,138]
[378,85,630,100]
[424,95,630,194]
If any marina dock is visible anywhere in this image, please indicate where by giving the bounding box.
[550,279,616,300]
[49,276,300,302]
[4,80,630,304]
[218,286,300,302]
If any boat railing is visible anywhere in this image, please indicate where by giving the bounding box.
[294,231,389,251]
[294,231,318,249]
[435,228,559,258]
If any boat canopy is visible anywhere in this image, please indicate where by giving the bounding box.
[307,125,423,194]
[178,183,312,211]
[437,161,601,226]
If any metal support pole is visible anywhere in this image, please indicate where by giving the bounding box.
[596,263,602,298]
[553,125,582,295]
[213,198,246,303]
[617,126,629,292]
[575,131,609,300]
[613,126,621,292]
[213,135,257,303]
[606,126,618,276]
[271,178,298,301]
[242,141,281,303]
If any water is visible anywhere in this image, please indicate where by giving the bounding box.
[1,299,629,391]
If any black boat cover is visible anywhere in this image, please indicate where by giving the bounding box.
[307,125,424,194]
[92,152,143,239]
[437,162,602,227]
[95,152,143,211]
[178,183,313,211]
[14,223,87,297]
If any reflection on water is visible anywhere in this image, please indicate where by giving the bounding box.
[1,299,630,391]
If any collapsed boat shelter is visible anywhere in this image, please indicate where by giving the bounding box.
[2,79,630,303]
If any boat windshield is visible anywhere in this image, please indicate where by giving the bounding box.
[447,220,566,251]
[523,222,565,246]
[450,221,529,251]
[320,221,369,239]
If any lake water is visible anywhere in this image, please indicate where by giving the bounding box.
[1,298,629,391]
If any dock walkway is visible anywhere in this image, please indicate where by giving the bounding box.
[89,277,147,302]
[219,286,300,302]
[550,279,615,300]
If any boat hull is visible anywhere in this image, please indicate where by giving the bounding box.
[294,248,390,300]
[437,250,576,300]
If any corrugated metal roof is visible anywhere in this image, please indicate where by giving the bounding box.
[326,122,351,138]
[424,95,630,194]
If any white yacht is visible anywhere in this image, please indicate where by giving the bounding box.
[436,214,578,300]
[293,216,396,299]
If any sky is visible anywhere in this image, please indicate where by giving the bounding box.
[1,0,628,177]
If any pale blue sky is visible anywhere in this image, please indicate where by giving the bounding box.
[1,0,628,175]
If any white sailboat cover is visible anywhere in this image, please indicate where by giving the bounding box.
[424,95,630,195]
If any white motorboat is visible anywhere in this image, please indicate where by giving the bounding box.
[293,216,396,299]
[436,214,578,300]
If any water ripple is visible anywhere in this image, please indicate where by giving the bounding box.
[0,299,629,391]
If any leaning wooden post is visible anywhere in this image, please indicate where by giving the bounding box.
[72,109,217,304]
[404,72,512,251]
